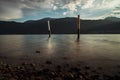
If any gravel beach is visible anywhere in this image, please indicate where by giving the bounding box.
[0,60,120,80]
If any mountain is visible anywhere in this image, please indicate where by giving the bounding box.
[105,17,120,22]
[0,17,120,34]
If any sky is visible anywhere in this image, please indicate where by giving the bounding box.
[0,0,120,22]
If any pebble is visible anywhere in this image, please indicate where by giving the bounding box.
[46,61,52,64]
[36,51,40,53]
[30,63,35,67]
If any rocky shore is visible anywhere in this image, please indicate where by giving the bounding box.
[0,61,120,80]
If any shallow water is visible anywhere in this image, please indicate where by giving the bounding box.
[0,34,120,73]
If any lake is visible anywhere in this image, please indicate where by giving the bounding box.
[0,34,120,74]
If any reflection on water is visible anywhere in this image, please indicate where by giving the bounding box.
[47,38,52,50]
[0,34,120,66]
[46,37,55,55]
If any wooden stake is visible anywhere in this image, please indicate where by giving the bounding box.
[47,20,51,37]
[77,15,80,39]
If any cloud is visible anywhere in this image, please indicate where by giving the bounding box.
[0,0,120,21]
[80,0,120,19]
[0,0,23,20]
[0,8,23,20]
[63,12,67,15]
[81,0,95,9]
[0,0,57,21]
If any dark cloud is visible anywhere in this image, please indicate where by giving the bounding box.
[0,0,23,20]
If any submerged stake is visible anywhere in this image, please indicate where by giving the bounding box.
[77,15,80,39]
[48,20,51,37]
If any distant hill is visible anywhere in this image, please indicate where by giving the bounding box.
[0,17,120,34]
[105,17,120,22]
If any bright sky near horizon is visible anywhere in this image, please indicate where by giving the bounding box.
[0,0,120,22]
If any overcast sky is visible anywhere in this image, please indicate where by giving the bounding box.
[0,0,120,22]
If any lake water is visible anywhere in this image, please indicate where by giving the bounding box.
[0,34,120,74]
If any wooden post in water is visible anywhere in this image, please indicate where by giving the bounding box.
[47,20,51,38]
[77,15,80,39]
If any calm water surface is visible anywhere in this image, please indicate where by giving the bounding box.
[0,34,120,71]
